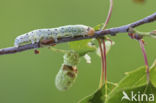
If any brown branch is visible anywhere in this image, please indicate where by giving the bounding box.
[0,12,156,55]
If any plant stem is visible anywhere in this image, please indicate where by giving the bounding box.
[139,40,150,83]
[100,0,113,98]
[50,47,67,53]
[102,39,108,98]
[98,0,113,97]
[98,39,105,88]
[101,0,113,30]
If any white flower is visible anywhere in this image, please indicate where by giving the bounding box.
[84,54,91,64]
[96,40,115,57]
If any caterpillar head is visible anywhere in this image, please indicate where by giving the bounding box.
[87,27,95,36]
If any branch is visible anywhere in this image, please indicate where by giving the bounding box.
[0,12,156,55]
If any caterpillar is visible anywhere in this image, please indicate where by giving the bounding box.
[55,51,79,91]
[14,25,95,47]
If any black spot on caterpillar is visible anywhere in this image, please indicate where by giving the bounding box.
[14,25,95,47]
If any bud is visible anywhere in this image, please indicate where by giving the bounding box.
[150,30,156,39]
[55,50,79,91]
[63,51,79,66]
[55,64,78,91]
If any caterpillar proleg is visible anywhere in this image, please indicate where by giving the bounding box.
[14,25,95,47]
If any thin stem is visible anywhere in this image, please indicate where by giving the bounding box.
[139,40,150,83]
[129,27,151,37]
[102,39,108,98]
[98,39,105,88]
[102,40,107,82]
[50,47,67,53]
[101,0,113,30]
[100,0,113,98]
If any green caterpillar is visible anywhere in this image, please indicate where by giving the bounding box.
[55,51,79,91]
[14,25,95,47]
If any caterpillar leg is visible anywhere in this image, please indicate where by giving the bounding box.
[40,39,56,46]
[53,38,58,43]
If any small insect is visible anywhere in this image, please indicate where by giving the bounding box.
[14,25,95,47]
[55,51,79,91]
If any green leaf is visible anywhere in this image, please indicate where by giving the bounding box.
[150,59,156,87]
[94,23,104,31]
[107,83,156,103]
[68,39,96,56]
[150,30,156,39]
[106,60,156,103]
[78,82,117,103]
[77,60,156,103]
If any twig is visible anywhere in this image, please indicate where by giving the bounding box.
[0,43,40,55]
[0,12,156,55]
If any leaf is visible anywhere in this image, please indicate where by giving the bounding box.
[77,60,156,103]
[106,60,156,103]
[107,83,156,103]
[68,39,96,56]
[150,30,156,39]
[78,82,117,103]
[94,23,104,31]
[150,59,156,87]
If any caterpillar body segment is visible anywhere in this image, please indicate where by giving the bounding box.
[14,25,95,47]
[14,29,56,47]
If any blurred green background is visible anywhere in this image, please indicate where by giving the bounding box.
[0,0,156,103]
